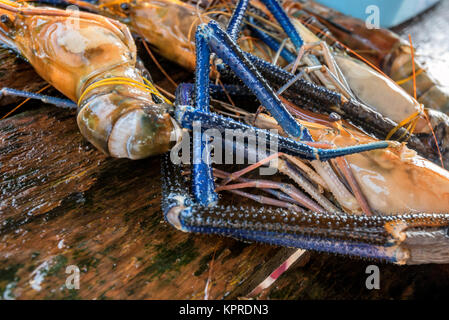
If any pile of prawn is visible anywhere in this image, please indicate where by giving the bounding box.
[1,0,449,265]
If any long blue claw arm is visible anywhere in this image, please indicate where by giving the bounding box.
[176,82,388,162]
[191,32,219,207]
[237,53,427,149]
[197,21,311,141]
[226,0,250,40]
[176,83,252,104]
[195,31,212,112]
[161,153,414,264]
[316,142,390,161]
[259,0,304,50]
[0,88,77,109]
[174,103,389,161]
[226,0,303,50]
[231,52,343,107]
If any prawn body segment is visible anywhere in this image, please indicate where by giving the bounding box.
[130,0,201,71]
[76,0,208,71]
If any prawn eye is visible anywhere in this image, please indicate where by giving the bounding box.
[0,14,13,30]
[1,14,10,24]
[120,2,130,12]
[329,112,341,122]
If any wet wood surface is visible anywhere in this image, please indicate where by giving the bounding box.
[1,1,449,300]
[0,105,304,300]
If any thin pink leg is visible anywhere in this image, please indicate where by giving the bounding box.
[220,152,283,186]
[226,189,300,210]
[215,171,324,213]
[215,169,304,209]
[335,157,374,216]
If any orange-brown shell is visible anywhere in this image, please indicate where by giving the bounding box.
[301,112,449,214]
[0,2,179,159]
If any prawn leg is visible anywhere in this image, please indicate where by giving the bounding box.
[0,87,77,109]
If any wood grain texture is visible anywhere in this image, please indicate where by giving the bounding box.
[2,3,449,300]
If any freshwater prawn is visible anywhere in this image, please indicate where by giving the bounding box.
[0,0,182,159]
